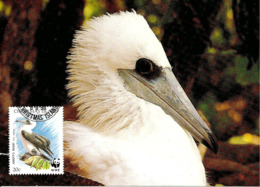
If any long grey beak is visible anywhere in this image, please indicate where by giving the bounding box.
[118,68,218,154]
[16,119,27,123]
[16,119,30,124]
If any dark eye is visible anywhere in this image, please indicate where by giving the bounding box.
[135,58,154,75]
[135,58,161,79]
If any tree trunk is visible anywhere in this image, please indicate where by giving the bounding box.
[0,0,42,127]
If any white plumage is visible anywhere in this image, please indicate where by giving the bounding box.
[64,11,217,185]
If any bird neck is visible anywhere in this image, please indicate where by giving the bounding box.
[19,124,33,133]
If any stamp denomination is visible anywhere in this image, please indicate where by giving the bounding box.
[9,106,64,175]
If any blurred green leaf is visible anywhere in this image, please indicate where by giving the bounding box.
[135,0,144,7]
[225,56,259,86]
[83,0,106,25]
[147,14,158,24]
[210,27,224,47]
[42,0,49,9]
[206,47,218,54]
[229,133,260,145]
[220,49,236,55]
[198,93,233,140]
[0,1,3,12]
[0,0,11,16]
[198,94,217,121]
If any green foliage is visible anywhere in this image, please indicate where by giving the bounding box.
[147,14,158,24]
[36,159,44,171]
[198,93,233,139]
[42,0,50,9]
[42,160,51,170]
[31,158,40,168]
[0,0,11,16]
[135,0,145,7]
[225,56,259,86]
[206,47,236,55]
[83,0,106,25]
[198,94,219,123]
[229,133,260,145]
[30,157,50,170]
[132,0,171,39]
[210,27,225,47]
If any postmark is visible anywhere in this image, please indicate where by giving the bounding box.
[9,106,64,175]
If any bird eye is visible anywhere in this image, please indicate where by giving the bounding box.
[135,58,154,75]
[135,58,161,79]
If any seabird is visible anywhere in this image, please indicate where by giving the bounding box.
[16,119,53,161]
[64,11,218,185]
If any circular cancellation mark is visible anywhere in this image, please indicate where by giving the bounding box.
[17,106,60,122]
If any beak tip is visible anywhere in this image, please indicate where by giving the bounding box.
[211,140,218,154]
[202,133,218,154]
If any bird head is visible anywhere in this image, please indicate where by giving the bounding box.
[16,119,32,125]
[67,11,218,153]
[16,119,37,128]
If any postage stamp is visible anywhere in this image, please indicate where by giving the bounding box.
[9,106,64,175]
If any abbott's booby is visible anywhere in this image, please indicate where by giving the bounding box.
[16,119,53,161]
[64,11,218,185]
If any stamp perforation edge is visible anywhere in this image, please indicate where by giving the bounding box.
[9,106,64,175]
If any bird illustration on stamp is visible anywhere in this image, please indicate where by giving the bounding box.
[9,106,64,174]
[15,119,52,170]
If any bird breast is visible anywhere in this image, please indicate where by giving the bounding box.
[18,126,37,155]
[64,108,206,185]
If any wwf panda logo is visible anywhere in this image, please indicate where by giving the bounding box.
[51,158,60,168]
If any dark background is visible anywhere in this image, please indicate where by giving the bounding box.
[0,0,259,186]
